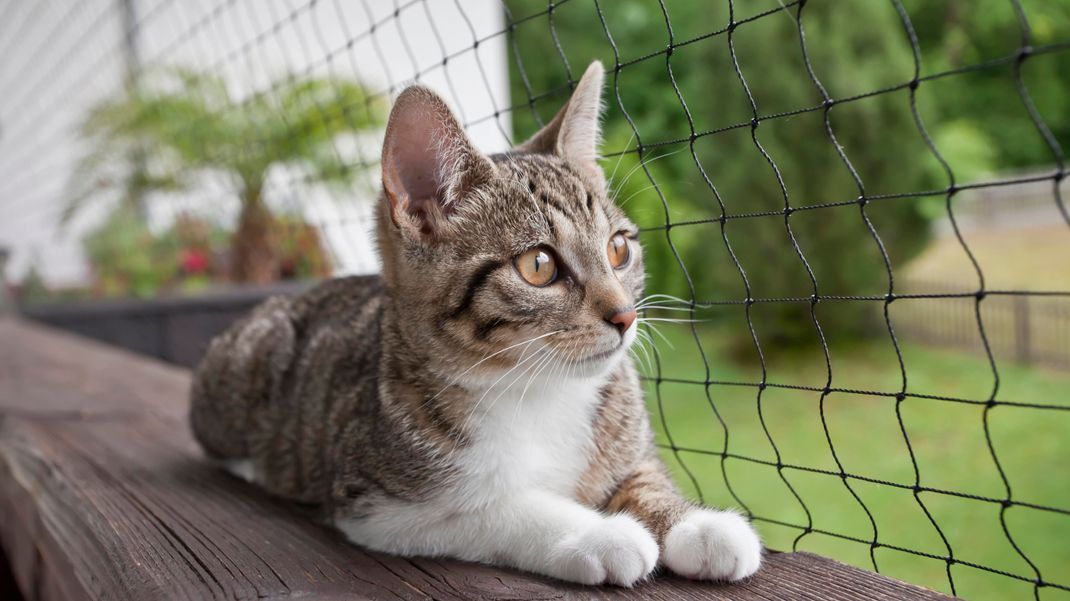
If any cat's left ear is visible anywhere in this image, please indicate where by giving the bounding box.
[381,85,496,238]
[516,61,604,170]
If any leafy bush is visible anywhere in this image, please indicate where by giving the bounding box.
[506,0,1068,350]
[81,208,329,298]
[83,208,179,298]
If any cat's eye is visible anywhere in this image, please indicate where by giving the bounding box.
[515,247,558,287]
[607,233,631,269]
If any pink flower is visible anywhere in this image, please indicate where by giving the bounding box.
[180,249,209,274]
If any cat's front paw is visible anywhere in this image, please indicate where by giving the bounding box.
[662,509,762,581]
[553,514,659,586]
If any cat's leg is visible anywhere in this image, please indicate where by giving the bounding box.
[338,490,659,586]
[605,458,762,581]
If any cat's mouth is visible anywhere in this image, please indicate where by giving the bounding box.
[578,343,624,364]
[572,325,637,366]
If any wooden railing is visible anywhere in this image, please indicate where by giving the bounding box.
[0,319,953,600]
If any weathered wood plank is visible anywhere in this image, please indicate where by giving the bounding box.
[0,318,955,600]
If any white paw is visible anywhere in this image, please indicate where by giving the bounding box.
[221,459,255,483]
[553,514,659,586]
[663,509,762,581]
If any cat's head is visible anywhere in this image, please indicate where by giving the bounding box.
[377,61,643,382]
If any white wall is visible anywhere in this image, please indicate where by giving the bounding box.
[0,0,511,286]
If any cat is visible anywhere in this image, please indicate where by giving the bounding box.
[189,60,762,587]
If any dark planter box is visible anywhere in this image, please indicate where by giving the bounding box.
[20,281,316,369]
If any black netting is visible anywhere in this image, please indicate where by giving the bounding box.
[1,2,1067,599]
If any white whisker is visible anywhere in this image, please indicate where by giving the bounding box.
[423,329,563,408]
[636,305,701,313]
[609,148,684,200]
[637,293,694,306]
[630,330,655,375]
[637,317,704,324]
[455,343,553,443]
[640,322,675,349]
[510,347,559,428]
[606,130,635,187]
[617,183,659,208]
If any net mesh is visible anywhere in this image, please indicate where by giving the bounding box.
[1,1,1068,599]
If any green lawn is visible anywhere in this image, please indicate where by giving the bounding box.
[638,322,1070,600]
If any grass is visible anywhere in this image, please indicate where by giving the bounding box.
[638,321,1070,600]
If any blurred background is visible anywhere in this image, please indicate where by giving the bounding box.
[1,1,1068,599]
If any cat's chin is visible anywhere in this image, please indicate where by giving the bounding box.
[567,353,625,380]
[567,327,638,379]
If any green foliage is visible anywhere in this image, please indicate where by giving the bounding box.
[67,69,383,216]
[83,207,180,298]
[79,207,332,299]
[66,68,385,285]
[508,1,955,349]
[904,0,1070,171]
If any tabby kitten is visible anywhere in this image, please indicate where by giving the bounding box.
[190,61,761,586]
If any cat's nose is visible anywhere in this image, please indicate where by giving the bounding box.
[606,308,637,337]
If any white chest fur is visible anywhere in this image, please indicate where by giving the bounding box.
[454,376,603,504]
[335,372,610,558]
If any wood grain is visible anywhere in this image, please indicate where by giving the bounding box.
[0,318,955,600]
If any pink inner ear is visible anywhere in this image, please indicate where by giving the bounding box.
[394,152,439,216]
[384,112,445,218]
[382,86,494,230]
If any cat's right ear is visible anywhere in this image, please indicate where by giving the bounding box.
[381,86,495,237]
[516,61,604,172]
